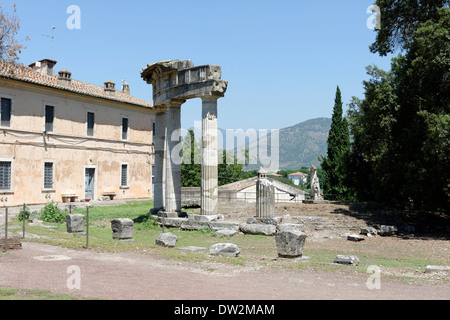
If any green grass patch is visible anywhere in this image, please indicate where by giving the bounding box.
[8,199,450,281]
[0,286,79,300]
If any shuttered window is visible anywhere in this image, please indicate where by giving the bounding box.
[45,105,54,132]
[121,164,128,187]
[122,117,128,140]
[1,98,11,127]
[87,112,95,136]
[44,162,53,189]
[0,161,11,190]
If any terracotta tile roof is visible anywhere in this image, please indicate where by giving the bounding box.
[288,172,308,176]
[0,62,153,109]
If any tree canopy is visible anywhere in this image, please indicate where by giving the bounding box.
[348,4,449,212]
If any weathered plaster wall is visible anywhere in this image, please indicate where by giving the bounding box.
[0,79,155,206]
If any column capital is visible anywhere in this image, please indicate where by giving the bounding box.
[165,99,186,108]
[201,95,221,103]
[154,105,167,113]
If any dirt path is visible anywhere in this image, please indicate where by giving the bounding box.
[1,242,449,300]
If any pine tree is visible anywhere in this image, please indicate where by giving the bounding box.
[320,86,351,199]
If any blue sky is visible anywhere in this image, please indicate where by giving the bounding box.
[12,0,393,131]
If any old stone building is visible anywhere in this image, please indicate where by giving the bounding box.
[0,59,154,207]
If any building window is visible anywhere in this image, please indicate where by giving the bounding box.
[87,112,95,136]
[1,98,11,127]
[44,162,53,189]
[45,105,54,132]
[0,161,11,191]
[122,117,128,140]
[121,164,128,187]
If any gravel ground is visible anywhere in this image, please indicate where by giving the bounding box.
[1,201,449,300]
[1,242,449,300]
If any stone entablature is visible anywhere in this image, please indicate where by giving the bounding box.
[142,60,228,216]
[141,60,227,105]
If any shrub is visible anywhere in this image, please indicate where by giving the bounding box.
[18,205,31,222]
[39,202,67,223]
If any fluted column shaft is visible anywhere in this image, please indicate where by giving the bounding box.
[153,110,166,212]
[201,96,219,216]
[165,103,183,213]
[256,177,275,219]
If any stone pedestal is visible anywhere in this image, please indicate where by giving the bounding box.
[275,230,307,258]
[66,214,85,233]
[111,218,134,240]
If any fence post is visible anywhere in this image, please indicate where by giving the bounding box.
[4,207,8,253]
[22,203,26,239]
[86,206,89,249]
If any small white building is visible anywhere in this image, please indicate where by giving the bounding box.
[287,172,308,186]
[181,177,308,206]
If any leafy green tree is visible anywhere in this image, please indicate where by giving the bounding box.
[320,86,351,199]
[218,150,251,186]
[180,130,201,187]
[349,4,449,212]
[370,0,448,56]
[181,130,252,187]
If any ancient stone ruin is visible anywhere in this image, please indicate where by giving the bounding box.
[141,60,228,217]
[256,168,275,220]
[310,165,323,201]
[111,218,134,241]
[66,214,85,234]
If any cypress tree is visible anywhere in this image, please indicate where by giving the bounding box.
[320,86,351,199]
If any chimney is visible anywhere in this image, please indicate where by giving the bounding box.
[122,80,130,95]
[29,59,57,77]
[104,80,116,96]
[57,69,72,88]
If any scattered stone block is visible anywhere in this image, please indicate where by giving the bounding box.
[425,265,450,274]
[333,255,360,266]
[347,234,365,242]
[111,218,134,240]
[215,229,238,237]
[360,227,377,236]
[66,214,85,233]
[239,223,276,236]
[188,214,220,222]
[209,243,240,258]
[275,230,307,258]
[180,220,209,231]
[378,225,397,236]
[277,223,304,233]
[247,217,282,225]
[159,217,186,228]
[209,221,240,232]
[178,246,207,253]
[156,232,178,247]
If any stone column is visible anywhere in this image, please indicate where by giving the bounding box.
[256,168,275,219]
[165,101,183,215]
[153,109,166,212]
[201,96,219,216]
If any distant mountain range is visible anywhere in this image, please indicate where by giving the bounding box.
[186,117,332,171]
[233,117,332,171]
